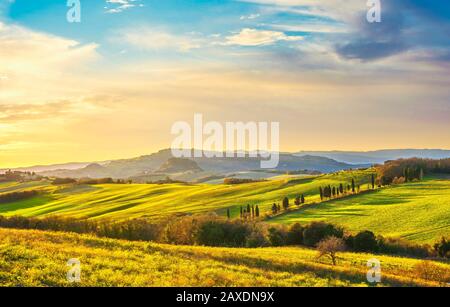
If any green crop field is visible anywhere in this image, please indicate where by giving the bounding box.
[269,178,450,243]
[0,169,374,221]
[1,170,449,244]
[0,228,448,287]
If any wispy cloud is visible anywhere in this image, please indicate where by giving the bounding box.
[105,0,144,14]
[222,28,303,46]
[113,26,204,51]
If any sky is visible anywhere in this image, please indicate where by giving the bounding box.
[0,0,450,167]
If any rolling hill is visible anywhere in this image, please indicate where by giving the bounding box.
[1,170,449,244]
[270,177,450,243]
[11,149,366,180]
[0,228,447,287]
[295,149,450,164]
[0,169,374,222]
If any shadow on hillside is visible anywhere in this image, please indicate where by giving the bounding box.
[149,245,427,287]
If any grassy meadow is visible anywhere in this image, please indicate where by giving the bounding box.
[269,178,450,243]
[0,169,375,221]
[0,228,448,287]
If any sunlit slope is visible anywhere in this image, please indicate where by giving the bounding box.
[0,170,374,221]
[0,228,447,287]
[270,179,450,243]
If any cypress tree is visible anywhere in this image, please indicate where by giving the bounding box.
[295,195,301,206]
[240,206,243,219]
[255,205,260,217]
[319,187,324,201]
[301,194,305,204]
[227,208,230,219]
[282,197,289,210]
[272,203,277,214]
[371,174,375,189]
[351,178,355,193]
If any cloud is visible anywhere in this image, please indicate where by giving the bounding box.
[240,13,260,20]
[0,101,73,122]
[0,21,100,123]
[113,27,204,51]
[222,28,303,46]
[270,22,348,34]
[239,0,450,63]
[105,0,144,14]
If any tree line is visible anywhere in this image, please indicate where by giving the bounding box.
[318,177,369,201]
[376,157,450,185]
[0,214,447,260]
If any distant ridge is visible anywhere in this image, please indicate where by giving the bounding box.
[33,149,365,179]
[295,149,450,164]
[4,148,450,180]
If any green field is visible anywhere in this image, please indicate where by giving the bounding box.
[1,169,449,244]
[270,178,450,243]
[0,169,374,221]
[0,228,448,287]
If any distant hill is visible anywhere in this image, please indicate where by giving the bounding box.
[37,149,365,180]
[12,148,449,180]
[0,162,94,174]
[157,158,203,174]
[295,149,450,164]
[40,163,110,179]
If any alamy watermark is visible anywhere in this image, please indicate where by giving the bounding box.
[367,0,382,23]
[67,0,81,23]
[367,258,382,283]
[171,114,280,169]
[67,258,81,283]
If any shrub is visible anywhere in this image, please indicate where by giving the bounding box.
[392,177,405,185]
[353,231,378,252]
[0,190,39,203]
[196,221,226,246]
[268,226,288,247]
[434,237,450,258]
[316,236,346,265]
[303,222,344,247]
[52,178,77,185]
[287,223,304,245]
[377,236,431,258]
[246,224,270,248]
[162,215,200,245]
[343,234,354,249]
[78,178,114,185]
[223,178,266,185]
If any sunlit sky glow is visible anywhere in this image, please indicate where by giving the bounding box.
[0,0,449,167]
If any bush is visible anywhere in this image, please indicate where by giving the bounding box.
[196,219,251,247]
[223,178,266,185]
[78,178,114,185]
[434,237,450,258]
[353,231,378,252]
[246,224,270,248]
[377,236,431,258]
[303,222,344,247]
[162,215,199,245]
[268,226,288,247]
[287,223,304,245]
[0,190,39,203]
[52,178,77,185]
